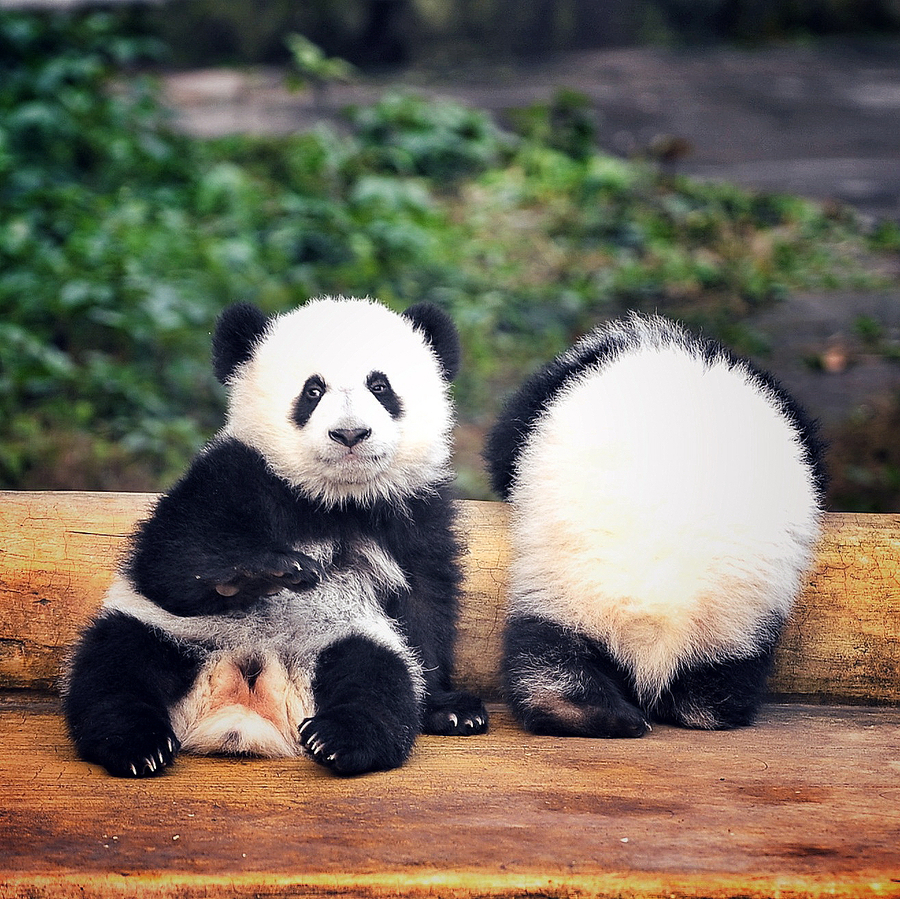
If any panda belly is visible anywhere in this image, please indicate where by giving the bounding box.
[510,345,820,698]
[104,535,419,759]
[171,650,313,758]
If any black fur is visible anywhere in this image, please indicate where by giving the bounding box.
[503,616,649,738]
[292,375,326,428]
[212,302,270,384]
[402,302,461,382]
[366,371,403,419]
[503,615,781,737]
[300,635,419,774]
[651,645,780,730]
[64,612,200,777]
[127,439,323,617]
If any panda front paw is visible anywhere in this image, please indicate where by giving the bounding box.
[80,713,180,778]
[211,551,322,603]
[423,690,489,736]
[298,708,415,776]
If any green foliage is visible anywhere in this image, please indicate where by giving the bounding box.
[0,10,211,487]
[345,92,515,181]
[1,10,893,499]
[285,33,355,106]
[286,33,355,84]
[507,89,599,161]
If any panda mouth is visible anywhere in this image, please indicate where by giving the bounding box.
[320,448,386,480]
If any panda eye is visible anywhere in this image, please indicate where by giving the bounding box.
[301,376,325,402]
[367,371,403,419]
[367,373,391,396]
[293,375,326,428]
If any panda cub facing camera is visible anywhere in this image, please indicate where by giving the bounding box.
[64,297,488,777]
[485,313,825,738]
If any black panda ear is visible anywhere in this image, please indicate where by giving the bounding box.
[212,303,270,384]
[402,303,461,382]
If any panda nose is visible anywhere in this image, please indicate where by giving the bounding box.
[329,427,372,448]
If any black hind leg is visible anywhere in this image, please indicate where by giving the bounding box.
[503,615,649,738]
[652,633,781,730]
[299,635,420,775]
[64,611,200,777]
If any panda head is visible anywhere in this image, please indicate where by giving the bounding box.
[212,297,460,507]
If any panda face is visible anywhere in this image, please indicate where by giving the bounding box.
[221,298,455,506]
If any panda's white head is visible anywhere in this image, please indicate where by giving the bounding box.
[212,297,460,507]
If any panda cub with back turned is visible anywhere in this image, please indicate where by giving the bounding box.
[485,313,824,738]
[64,297,487,777]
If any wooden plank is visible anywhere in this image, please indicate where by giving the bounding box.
[1,694,899,899]
[1,492,899,702]
[0,491,156,689]
[774,512,900,703]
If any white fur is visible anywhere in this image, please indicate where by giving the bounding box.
[104,533,425,758]
[507,315,821,700]
[223,297,454,507]
[171,654,313,758]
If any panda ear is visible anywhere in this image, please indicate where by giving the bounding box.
[212,303,270,384]
[402,303,461,382]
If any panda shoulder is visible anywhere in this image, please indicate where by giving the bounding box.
[483,324,630,499]
[149,437,289,527]
[176,436,270,490]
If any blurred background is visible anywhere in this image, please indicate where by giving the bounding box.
[1,0,898,508]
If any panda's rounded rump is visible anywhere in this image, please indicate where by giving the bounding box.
[524,342,813,520]
[505,318,823,692]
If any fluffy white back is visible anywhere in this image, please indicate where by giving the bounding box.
[508,317,821,699]
[224,297,454,506]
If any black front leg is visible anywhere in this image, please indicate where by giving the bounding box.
[299,635,420,775]
[132,543,322,617]
[63,611,201,777]
[201,549,323,610]
[395,579,489,736]
[422,689,489,736]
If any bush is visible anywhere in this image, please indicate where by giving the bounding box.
[1,10,892,500]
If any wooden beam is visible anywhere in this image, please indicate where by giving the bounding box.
[2,694,900,899]
[1,491,899,702]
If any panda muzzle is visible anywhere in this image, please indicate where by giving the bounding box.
[328,428,372,449]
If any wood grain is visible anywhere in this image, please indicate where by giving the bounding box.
[1,694,899,899]
[1,492,899,702]
[0,491,156,689]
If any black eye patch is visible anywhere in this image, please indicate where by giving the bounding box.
[367,371,403,419]
[292,375,326,427]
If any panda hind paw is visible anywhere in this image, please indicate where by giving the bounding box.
[86,720,180,778]
[298,710,414,776]
[423,691,489,736]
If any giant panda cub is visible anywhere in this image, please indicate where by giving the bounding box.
[485,313,824,738]
[64,297,488,777]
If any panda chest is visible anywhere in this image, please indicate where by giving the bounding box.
[170,536,409,758]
